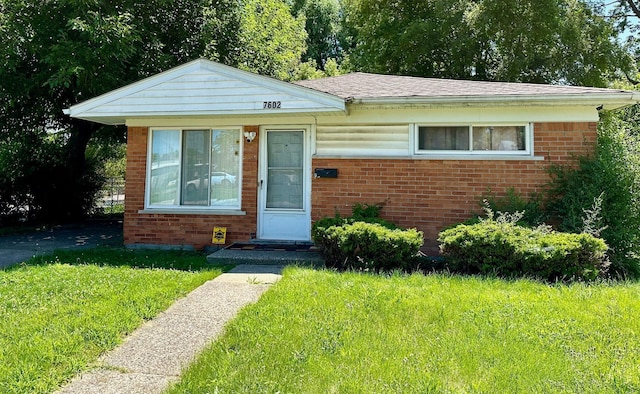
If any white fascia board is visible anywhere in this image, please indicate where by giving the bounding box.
[75,107,346,126]
[353,92,639,110]
[64,59,345,124]
[71,116,123,126]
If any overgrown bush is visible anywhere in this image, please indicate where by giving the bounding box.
[0,131,121,225]
[438,210,609,282]
[0,137,35,225]
[481,187,546,226]
[312,203,424,271]
[461,113,640,279]
[545,113,640,278]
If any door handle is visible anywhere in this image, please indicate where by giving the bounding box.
[260,179,263,188]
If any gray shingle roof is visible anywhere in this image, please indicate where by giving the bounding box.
[293,72,630,100]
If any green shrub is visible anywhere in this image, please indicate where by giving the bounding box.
[315,221,424,272]
[0,132,106,224]
[438,219,609,282]
[312,203,423,271]
[544,113,640,278]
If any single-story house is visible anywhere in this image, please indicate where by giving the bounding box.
[64,59,639,252]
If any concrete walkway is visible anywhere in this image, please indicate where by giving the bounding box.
[56,264,284,394]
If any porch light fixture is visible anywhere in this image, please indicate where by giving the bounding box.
[244,131,256,143]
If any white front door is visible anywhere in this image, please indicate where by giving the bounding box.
[258,127,311,241]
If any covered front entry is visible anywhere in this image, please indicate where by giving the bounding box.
[257,126,311,241]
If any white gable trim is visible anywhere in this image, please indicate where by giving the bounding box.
[64,59,346,125]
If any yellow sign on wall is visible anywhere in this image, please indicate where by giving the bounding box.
[212,227,227,244]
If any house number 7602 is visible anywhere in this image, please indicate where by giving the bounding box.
[263,101,282,109]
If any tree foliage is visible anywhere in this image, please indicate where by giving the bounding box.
[0,0,240,221]
[543,113,640,278]
[289,0,344,68]
[343,0,632,86]
[232,0,307,81]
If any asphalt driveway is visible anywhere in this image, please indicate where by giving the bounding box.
[0,220,123,269]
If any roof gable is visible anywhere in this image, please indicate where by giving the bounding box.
[64,59,346,125]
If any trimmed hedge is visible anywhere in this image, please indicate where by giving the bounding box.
[438,221,609,281]
[313,221,424,272]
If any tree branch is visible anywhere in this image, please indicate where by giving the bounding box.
[624,70,640,85]
[627,0,640,18]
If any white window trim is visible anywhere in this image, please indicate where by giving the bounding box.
[144,126,244,212]
[413,123,534,157]
[137,208,246,215]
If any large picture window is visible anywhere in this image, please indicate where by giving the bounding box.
[148,128,241,209]
[417,125,529,154]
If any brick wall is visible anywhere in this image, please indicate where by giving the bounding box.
[124,126,260,249]
[311,122,597,252]
[124,122,596,251]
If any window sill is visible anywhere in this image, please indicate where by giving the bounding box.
[412,154,544,161]
[139,208,246,216]
[313,154,545,161]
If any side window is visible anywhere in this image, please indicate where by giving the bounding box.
[416,124,530,155]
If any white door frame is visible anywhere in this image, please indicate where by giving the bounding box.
[257,125,312,241]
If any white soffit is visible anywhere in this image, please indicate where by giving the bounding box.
[63,59,346,125]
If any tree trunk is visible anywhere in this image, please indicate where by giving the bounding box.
[67,119,97,173]
[62,119,101,220]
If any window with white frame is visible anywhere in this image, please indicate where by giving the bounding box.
[416,125,530,154]
[148,128,241,209]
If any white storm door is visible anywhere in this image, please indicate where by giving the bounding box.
[258,128,311,241]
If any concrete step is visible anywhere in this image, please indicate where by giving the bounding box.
[206,246,325,266]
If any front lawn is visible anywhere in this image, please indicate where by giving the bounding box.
[169,268,640,393]
[0,248,221,394]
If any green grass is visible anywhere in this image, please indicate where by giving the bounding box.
[168,268,640,393]
[0,247,223,394]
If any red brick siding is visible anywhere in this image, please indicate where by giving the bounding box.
[311,122,597,251]
[124,122,596,251]
[124,126,259,249]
